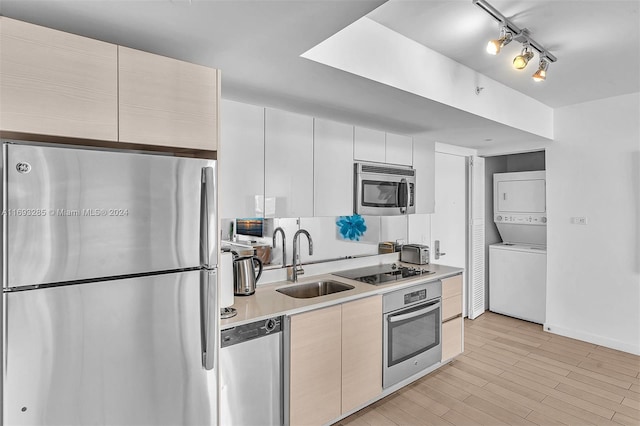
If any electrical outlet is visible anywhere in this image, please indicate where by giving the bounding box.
[570,217,588,225]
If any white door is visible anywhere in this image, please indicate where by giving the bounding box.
[431,152,468,315]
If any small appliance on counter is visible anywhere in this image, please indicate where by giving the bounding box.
[233,254,263,296]
[400,243,430,265]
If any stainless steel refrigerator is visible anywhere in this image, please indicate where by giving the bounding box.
[1,141,219,425]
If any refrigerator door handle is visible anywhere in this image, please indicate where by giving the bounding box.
[201,165,218,268]
[201,269,217,371]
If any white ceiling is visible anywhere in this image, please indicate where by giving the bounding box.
[368,0,640,108]
[2,0,638,152]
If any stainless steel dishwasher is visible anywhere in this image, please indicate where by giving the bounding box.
[220,316,283,426]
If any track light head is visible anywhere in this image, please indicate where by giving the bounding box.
[513,45,534,69]
[486,26,512,55]
[532,57,549,82]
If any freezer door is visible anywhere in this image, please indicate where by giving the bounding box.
[4,142,217,287]
[3,270,217,426]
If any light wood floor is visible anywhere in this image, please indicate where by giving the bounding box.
[337,312,640,426]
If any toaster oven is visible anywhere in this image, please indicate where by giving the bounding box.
[400,244,430,265]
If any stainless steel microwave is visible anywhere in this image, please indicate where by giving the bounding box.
[354,162,416,215]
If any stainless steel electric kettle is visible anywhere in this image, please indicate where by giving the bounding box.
[233,254,263,296]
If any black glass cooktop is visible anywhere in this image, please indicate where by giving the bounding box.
[333,264,435,286]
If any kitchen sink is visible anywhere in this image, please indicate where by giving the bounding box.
[276,280,355,299]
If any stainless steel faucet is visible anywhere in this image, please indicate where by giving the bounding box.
[291,229,313,282]
[272,227,286,268]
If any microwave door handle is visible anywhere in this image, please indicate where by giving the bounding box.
[388,301,440,323]
[399,178,407,214]
[405,178,411,212]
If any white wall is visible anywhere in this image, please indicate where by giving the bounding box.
[546,92,640,355]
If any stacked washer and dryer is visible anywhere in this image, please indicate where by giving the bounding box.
[489,171,547,324]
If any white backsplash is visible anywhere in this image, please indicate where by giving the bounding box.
[223,213,431,286]
[259,252,400,285]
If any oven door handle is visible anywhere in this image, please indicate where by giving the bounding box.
[388,300,440,323]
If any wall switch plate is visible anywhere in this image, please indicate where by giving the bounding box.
[570,217,588,225]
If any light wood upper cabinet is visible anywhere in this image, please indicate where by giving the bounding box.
[341,295,382,414]
[385,132,413,166]
[289,304,342,426]
[0,17,118,141]
[118,46,219,150]
[314,118,354,216]
[219,99,264,218]
[264,108,313,218]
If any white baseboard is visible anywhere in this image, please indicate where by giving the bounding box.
[543,322,640,356]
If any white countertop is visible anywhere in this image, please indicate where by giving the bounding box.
[221,262,463,329]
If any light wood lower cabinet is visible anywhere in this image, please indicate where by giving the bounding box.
[341,296,383,414]
[289,304,342,426]
[118,46,219,150]
[288,295,383,426]
[0,17,118,141]
[442,316,463,361]
[441,274,463,361]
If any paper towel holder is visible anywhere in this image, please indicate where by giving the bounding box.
[220,249,238,319]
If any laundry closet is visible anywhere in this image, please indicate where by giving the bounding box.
[484,151,547,324]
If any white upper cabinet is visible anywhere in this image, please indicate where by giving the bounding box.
[0,17,118,141]
[413,138,436,214]
[385,132,413,166]
[354,127,385,163]
[265,108,314,218]
[219,100,265,219]
[314,119,354,217]
[354,127,413,166]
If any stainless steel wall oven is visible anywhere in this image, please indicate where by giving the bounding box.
[383,280,442,388]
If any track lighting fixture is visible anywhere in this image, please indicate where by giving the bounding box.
[474,0,557,81]
[513,44,534,70]
[532,57,549,82]
[486,26,512,55]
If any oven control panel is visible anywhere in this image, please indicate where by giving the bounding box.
[383,280,442,314]
[404,289,427,305]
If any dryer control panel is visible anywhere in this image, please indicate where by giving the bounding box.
[494,213,547,225]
